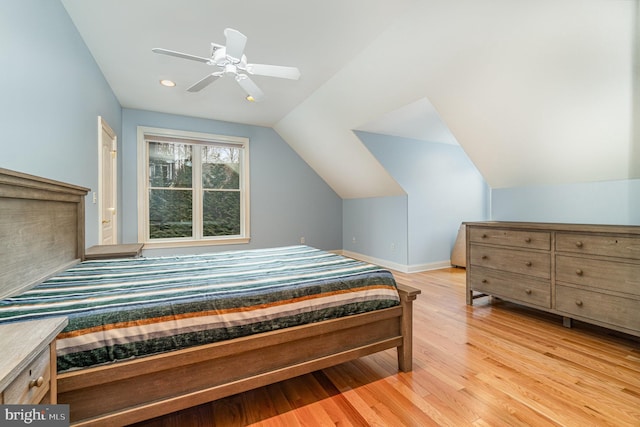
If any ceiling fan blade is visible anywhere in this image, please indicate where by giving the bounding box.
[246,63,300,80]
[152,48,210,63]
[187,73,221,92]
[224,28,247,62]
[235,75,265,102]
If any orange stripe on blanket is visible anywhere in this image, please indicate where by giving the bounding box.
[57,284,397,339]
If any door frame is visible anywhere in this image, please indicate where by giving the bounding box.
[98,116,118,244]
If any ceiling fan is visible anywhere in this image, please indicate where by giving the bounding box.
[152,28,300,102]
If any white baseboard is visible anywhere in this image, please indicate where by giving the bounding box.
[338,250,452,273]
[407,260,453,273]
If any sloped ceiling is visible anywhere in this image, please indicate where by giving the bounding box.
[275,0,637,195]
[357,98,460,146]
[63,0,637,198]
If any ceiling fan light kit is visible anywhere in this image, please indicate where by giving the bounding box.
[152,28,300,102]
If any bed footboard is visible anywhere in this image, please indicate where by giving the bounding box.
[58,284,420,427]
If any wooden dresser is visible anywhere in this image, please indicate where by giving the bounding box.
[465,222,640,337]
[0,317,68,404]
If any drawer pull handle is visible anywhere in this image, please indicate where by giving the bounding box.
[575,300,583,307]
[525,261,532,267]
[525,237,531,243]
[481,234,487,239]
[575,269,583,276]
[482,255,488,260]
[29,376,44,389]
[525,289,532,295]
[481,279,488,283]
[575,241,583,248]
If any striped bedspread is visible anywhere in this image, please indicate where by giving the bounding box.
[0,246,399,373]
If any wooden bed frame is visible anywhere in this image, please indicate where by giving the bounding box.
[0,168,421,427]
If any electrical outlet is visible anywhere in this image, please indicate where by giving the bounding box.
[352,236,356,243]
[92,192,97,204]
[300,237,305,244]
[391,242,396,251]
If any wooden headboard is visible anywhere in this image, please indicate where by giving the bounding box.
[0,168,89,299]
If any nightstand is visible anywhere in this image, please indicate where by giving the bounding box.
[85,243,144,260]
[0,317,68,404]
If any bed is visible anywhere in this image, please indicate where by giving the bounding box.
[0,167,420,426]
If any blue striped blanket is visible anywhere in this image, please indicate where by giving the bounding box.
[0,246,399,373]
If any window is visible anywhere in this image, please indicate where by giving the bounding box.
[137,127,250,247]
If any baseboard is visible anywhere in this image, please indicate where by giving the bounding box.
[406,260,453,273]
[338,250,452,273]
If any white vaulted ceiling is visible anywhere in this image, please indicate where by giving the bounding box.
[62,0,638,197]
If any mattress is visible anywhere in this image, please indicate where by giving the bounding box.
[0,246,399,373]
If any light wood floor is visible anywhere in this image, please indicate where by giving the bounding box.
[131,268,640,426]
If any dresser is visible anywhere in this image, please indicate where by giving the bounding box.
[0,317,68,404]
[465,222,640,337]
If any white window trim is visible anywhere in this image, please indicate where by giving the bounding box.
[137,126,250,248]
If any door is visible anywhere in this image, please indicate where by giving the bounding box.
[99,117,117,244]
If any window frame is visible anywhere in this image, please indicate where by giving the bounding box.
[137,126,250,248]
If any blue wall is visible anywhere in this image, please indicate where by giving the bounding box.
[122,109,342,255]
[348,132,489,270]
[1,0,122,247]
[492,179,640,225]
[343,196,409,269]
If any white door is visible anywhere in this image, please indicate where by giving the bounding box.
[99,117,118,245]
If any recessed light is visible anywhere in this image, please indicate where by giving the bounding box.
[159,79,176,87]
[246,95,255,102]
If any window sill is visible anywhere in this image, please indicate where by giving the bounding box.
[142,237,250,249]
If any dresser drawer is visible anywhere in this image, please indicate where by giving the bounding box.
[556,285,640,331]
[556,255,640,296]
[469,244,551,279]
[556,233,640,259]
[3,347,50,404]
[469,227,551,250]
[469,267,551,308]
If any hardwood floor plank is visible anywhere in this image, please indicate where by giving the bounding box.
[239,386,280,425]
[131,268,640,426]
[467,320,640,423]
[310,371,370,426]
